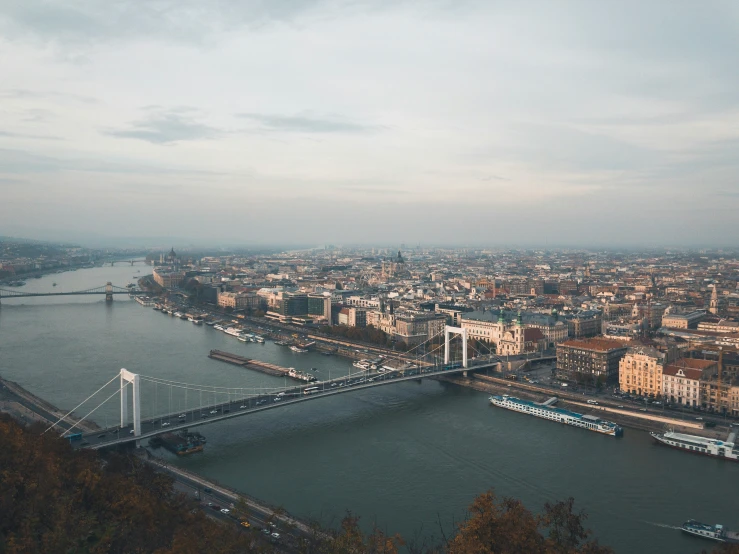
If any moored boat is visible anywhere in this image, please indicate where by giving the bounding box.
[650,430,738,461]
[489,395,623,437]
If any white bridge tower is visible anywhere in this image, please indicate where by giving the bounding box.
[444,325,469,368]
[120,368,141,437]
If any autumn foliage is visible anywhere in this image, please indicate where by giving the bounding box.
[0,414,257,554]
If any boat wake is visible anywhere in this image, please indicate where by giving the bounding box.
[646,522,681,530]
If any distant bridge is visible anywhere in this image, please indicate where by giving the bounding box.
[0,282,148,304]
[107,260,149,266]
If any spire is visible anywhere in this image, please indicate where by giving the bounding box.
[516,310,522,326]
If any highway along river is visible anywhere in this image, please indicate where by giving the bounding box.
[1,264,737,553]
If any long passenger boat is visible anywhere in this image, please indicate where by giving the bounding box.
[650,430,738,461]
[489,395,623,437]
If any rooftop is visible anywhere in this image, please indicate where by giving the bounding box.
[559,338,628,352]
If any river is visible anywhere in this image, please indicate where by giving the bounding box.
[0,264,736,553]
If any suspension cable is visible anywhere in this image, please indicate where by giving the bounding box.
[138,376,273,395]
[59,381,129,437]
[42,373,120,435]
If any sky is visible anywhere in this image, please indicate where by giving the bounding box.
[1,0,738,248]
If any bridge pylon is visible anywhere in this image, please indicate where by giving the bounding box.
[120,369,141,437]
[444,325,468,369]
[105,281,113,302]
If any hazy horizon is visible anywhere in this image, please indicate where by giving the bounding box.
[2,1,738,247]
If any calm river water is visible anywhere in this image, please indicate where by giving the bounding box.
[1,264,736,553]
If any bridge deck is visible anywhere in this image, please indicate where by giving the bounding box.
[78,362,497,449]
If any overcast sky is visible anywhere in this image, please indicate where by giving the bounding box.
[1,1,738,248]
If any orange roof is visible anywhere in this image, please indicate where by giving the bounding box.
[666,358,717,370]
[560,338,628,352]
[524,328,545,341]
[663,358,716,381]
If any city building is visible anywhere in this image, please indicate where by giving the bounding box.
[217,291,260,310]
[662,310,706,329]
[307,293,332,321]
[556,338,629,384]
[697,319,739,334]
[337,306,367,327]
[393,312,446,346]
[152,268,186,288]
[662,358,716,408]
[562,310,602,338]
[619,346,668,398]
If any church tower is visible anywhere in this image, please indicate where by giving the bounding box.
[710,285,719,315]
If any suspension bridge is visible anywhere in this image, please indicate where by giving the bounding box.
[107,260,149,266]
[0,282,147,303]
[45,326,502,449]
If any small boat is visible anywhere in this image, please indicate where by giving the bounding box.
[254,335,265,343]
[290,345,308,353]
[192,318,203,325]
[52,282,57,287]
[681,520,739,543]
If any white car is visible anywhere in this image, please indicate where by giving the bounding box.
[178,414,186,419]
[220,508,230,515]
[210,410,218,414]
[271,532,281,540]
[239,405,246,409]
[161,422,170,427]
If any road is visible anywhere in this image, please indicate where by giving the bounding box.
[145,452,321,552]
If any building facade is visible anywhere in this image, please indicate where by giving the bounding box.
[152,268,186,288]
[618,346,667,398]
[557,338,628,384]
[662,358,716,408]
[563,310,603,338]
[662,310,706,329]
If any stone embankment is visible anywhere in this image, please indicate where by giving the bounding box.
[442,373,725,436]
[0,375,100,432]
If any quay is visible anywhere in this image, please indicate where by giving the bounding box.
[208,349,313,382]
[441,373,717,435]
[0,375,99,433]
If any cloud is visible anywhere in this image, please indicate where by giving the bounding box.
[0,130,62,140]
[237,112,380,134]
[0,88,97,104]
[0,148,224,176]
[103,109,222,144]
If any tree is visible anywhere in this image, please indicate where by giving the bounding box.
[447,491,613,554]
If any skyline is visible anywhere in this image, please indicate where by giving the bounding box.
[2,1,739,246]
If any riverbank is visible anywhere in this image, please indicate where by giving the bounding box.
[140,449,321,540]
[0,375,100,433]
[442,373,730,437]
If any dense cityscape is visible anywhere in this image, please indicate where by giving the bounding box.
[3,1,739,552]
[2,239,738,553]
